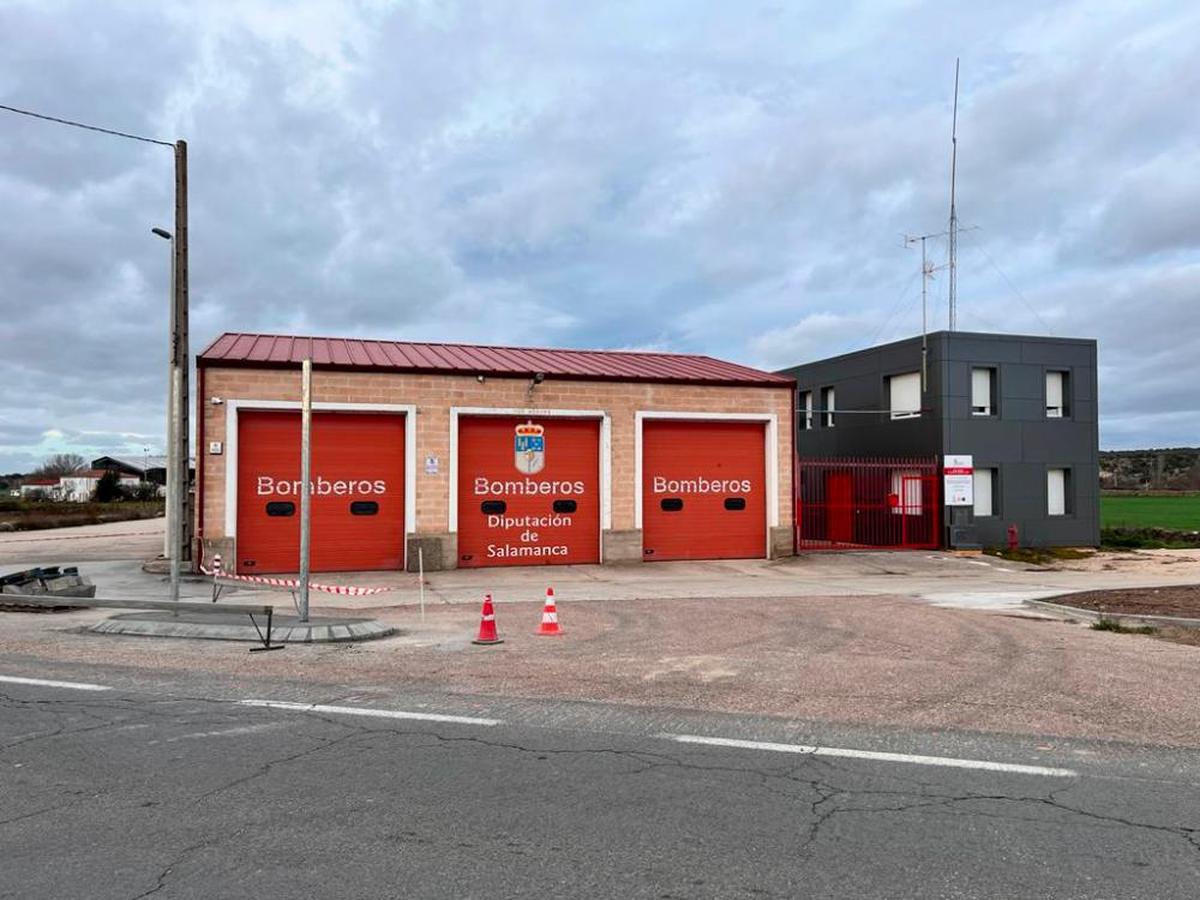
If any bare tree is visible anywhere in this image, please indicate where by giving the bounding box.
[34,453,86,477]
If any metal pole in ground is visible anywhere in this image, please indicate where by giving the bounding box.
[418,546,425,622]
[298,358,313,623]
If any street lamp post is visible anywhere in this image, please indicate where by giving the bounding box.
[152,228,175,567]
[0,105,191,576]
[152,226,183,603]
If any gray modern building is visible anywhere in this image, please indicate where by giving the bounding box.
[778,331,1099,549]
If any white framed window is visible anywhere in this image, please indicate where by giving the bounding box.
[1045,371,1068,418]
[971,368,994,416]
[973,468,996,517]
[821,386,835,428]
[890,469,923,515]
[888,371,922,420]
[798,391,813,430]
[1047,467,1069,516]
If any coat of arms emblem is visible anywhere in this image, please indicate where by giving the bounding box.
[513,423,545,475]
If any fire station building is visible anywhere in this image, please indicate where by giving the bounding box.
[196,333,795,574]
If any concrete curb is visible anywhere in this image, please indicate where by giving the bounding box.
[1024,598,1200,630]
[89,613,398,644]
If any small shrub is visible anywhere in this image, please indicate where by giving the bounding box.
[1092,618,1158,635]
[984,546,1093,565]
[125,482,162,502]
[92,471,124,503]
[1100,527,1200,550]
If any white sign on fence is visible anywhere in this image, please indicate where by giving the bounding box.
[943,454,974,506]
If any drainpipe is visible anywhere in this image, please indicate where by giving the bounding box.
[790,382,798,556]
[195,363,205,568]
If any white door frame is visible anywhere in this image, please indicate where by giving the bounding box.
[224,400,417,567]
[449,407,612,559]
[634,410,779,557]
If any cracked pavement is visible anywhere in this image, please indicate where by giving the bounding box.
[3,535,1200,895]
[2,679,1198,899]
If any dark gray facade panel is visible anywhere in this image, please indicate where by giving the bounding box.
[949,421,1023,458]
[1073,399,1097,423]
[946,339,1024,363]
[1019,340,1095,366]
[999,365,1046,403]
[779,330,1100,549]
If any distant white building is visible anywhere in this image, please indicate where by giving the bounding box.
[19,478,62,499]
[57,469,140,502]
[91,454,193,486]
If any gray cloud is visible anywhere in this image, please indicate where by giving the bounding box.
[0,0,1196,470]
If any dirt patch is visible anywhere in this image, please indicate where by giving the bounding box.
[1157,626,1200,647]
[0,518,165,564]
[1040,547,1200,577]
[0,501,163,532]
[984,546,1094,565]
[1057,585,1200,619]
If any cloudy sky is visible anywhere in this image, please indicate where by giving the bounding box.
[0,0,1196,470]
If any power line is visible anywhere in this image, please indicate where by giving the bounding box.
[869,268,921,347]
[0,102,174,148]
[960,231,1057,335]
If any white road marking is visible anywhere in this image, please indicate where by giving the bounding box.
[0,675,112,692]
[164,722,288,743]
[666,734,1077,777]
[239,699,501,726]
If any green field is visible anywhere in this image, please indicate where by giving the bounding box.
[1101,494,1200,531]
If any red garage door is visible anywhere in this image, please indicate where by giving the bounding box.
[236,411,406,573]
[642,420,766,561]
[457,416,600,568]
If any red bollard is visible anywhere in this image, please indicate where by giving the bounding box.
[1007,524,1019,550]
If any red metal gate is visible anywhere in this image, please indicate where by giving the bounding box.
[796,457,940,550]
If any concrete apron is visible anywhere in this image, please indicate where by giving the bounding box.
[89,610,396,644]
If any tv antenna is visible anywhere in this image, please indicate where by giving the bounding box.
[904,230,945,390]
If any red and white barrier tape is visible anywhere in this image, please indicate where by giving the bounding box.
[203,555,394,596]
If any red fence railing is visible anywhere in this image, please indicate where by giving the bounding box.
[796,456,940,550]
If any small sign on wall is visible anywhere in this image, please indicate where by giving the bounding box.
[424,455,440,475]
[944,454,974,506]
[209,441,223,455]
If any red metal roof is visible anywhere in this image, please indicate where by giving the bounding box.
[198,332,791,387]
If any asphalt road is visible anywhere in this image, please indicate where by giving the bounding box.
[2,672,1197,899]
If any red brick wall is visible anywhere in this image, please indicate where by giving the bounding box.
[198,367,793,560]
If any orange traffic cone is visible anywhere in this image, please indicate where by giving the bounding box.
[472,593,503,645]
[536,587,562,636]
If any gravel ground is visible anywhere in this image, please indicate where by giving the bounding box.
[5,524,1200,749]
[0,518,164,564]
[1054,584,1200,618]
[1154,626,1200,647]
[4,591,1200,747]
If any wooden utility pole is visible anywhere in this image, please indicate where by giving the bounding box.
[0,105,193,565]
[173,140,191,564]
